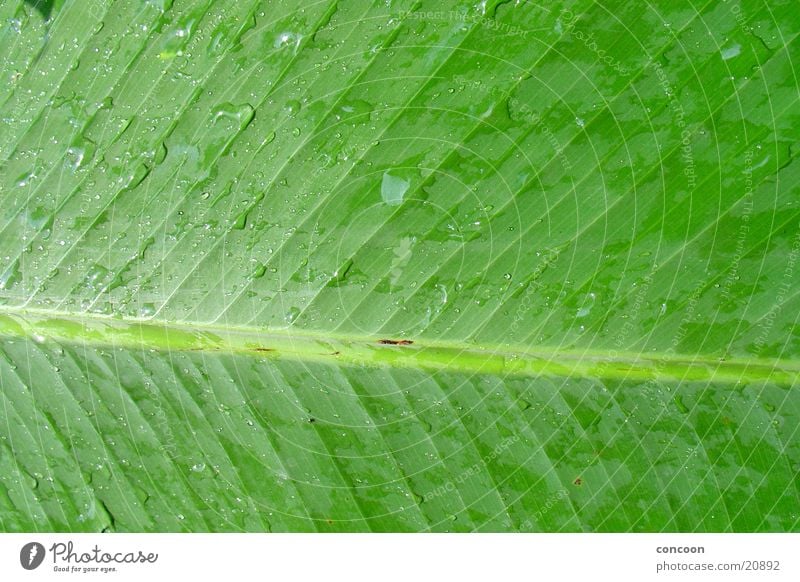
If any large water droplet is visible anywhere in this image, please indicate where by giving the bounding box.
[381,172,409,206]
[274,31,302,52]
[721,44,741,60]
[213,102,255,131]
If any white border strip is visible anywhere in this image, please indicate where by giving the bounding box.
[0,533,797,581]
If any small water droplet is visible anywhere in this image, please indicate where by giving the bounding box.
[285,307,300,324]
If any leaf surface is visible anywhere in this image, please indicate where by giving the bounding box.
[0,0,798,531]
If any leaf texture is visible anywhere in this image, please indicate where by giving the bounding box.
[0,0,798,531]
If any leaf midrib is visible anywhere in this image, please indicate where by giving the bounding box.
[0,306,796,385]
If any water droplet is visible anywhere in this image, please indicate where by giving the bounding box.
[262,131,276,146]
[121,162,151,191]
[139,303,157,318]
[16,171,36,188]
[285,307,300,324]
[721,44,741,60]
[333,258,354,282]
[381,172,409,206]
[85,264,110,290]
[576,292,596,318]
[0,260,22,290]
[65,147,85,171]
[274,31,302,52]
[674,395,689,414]
[213,102,255,132]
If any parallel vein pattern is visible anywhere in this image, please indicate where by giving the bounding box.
[0,0,798,531]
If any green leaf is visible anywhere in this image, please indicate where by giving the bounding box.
[1,0,798,532]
